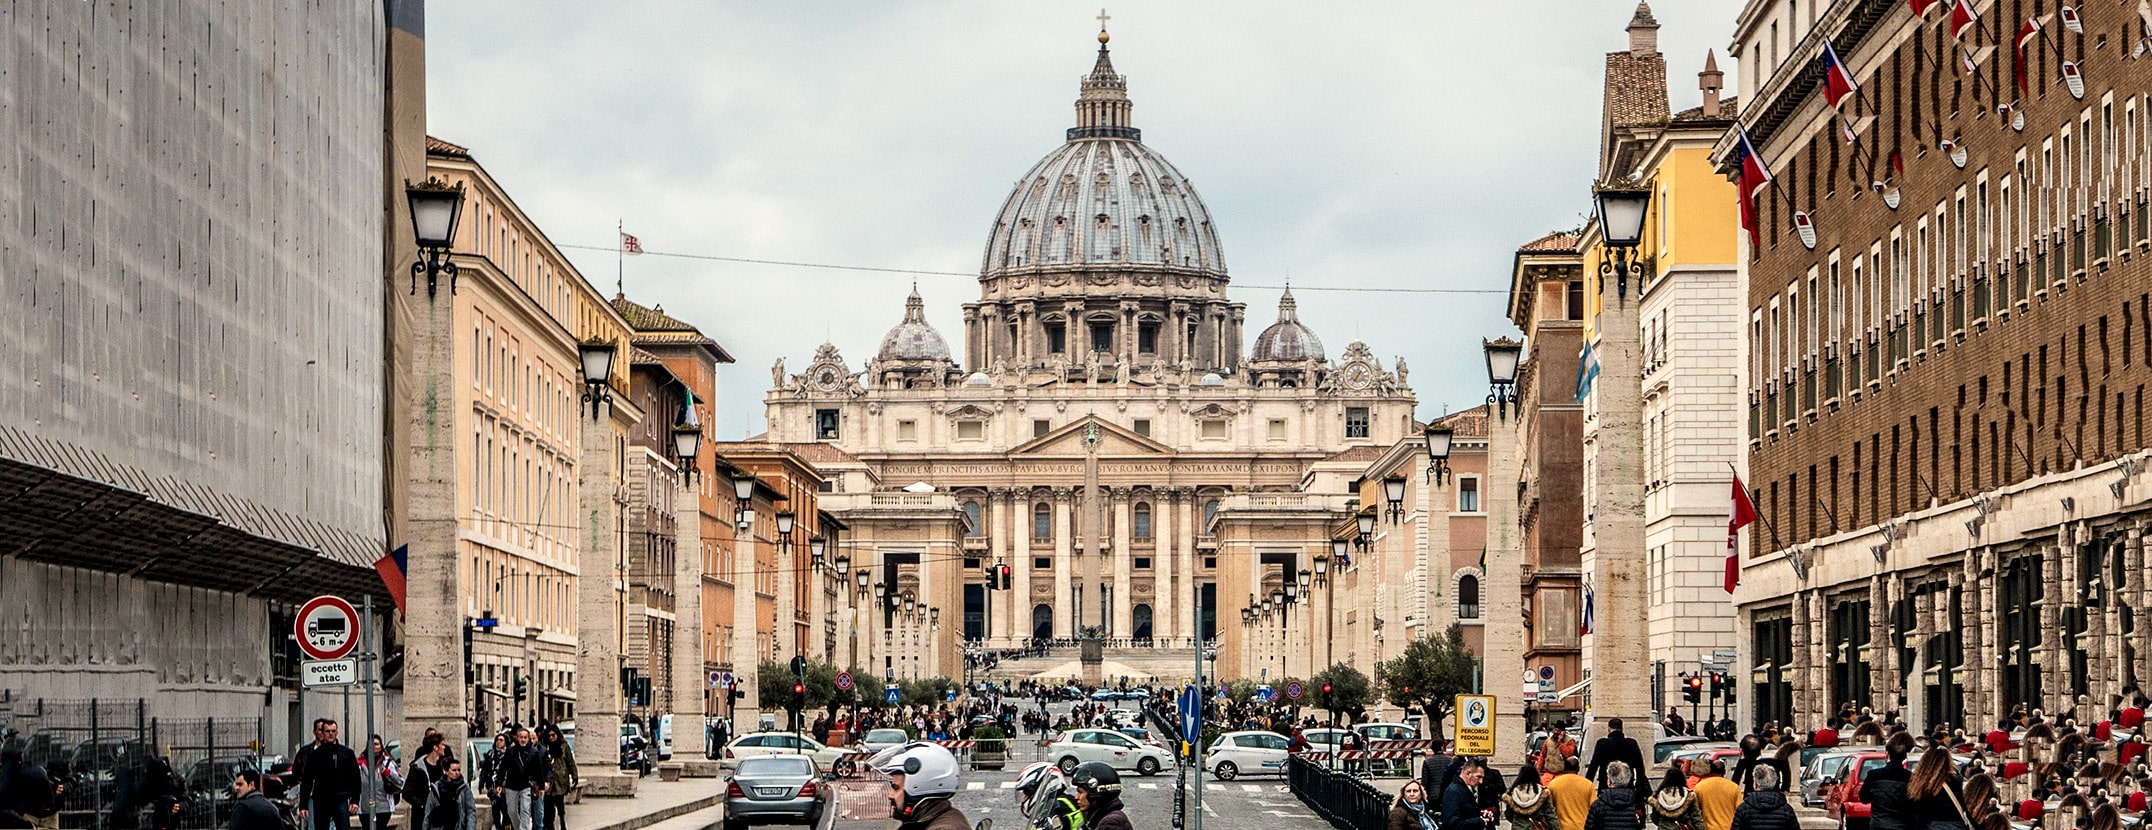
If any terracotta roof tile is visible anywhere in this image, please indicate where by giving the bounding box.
[1671,96,1740,122]
[1322,445,1388,463]
[1518,232,1582,253]
[425,136,470,158]
[1603,52,1670,128]
[1428,405,1489,438]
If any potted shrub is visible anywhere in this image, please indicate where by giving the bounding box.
[970,725,1008,770]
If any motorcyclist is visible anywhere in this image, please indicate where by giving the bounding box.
[1014,762,1084,830]
[1069,762,1132,830]
[870,742,970,830]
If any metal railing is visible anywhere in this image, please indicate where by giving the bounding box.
[1287,755,1390,830]
[1,698,267,830]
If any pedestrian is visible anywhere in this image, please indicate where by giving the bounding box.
[1444,758,1489,830]
[1729,767,1797,830]
[295,719,362,830]
[1550,756,1598,830]
[405,734,447,826]
[1907,746,1969,830]
[228,771,283,830]
[1647,767,1701,830]
[358,735,402,830]
[427,760,476,830]
[1729,737,1763,792]
[540,725,576,830]
[1423,740,1454,800]
[1390,779,1440,830]
[1586,763,1644,830]
[1862,733,1917,830]
[0,747,57,830]
[1585,720,1647,795]
[1503,764,1556,830]
[479,735,509,830]
[1691,760,1741,830]
[1542,729,1577,783]
[497,728,550,830]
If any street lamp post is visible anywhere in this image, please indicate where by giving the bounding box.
[1423,424,1455,484]
[405,177,464,296]
[1587,179,1656,760]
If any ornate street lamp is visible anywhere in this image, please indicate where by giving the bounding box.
[1330,537,1351,570]
[775,511,796,540]
[671,418,701,486]
[1485,337,1524,420]
[732,474,757,530]
[577,339,617,419]
[1284,583,1298,604]
[855,569,871,598]
[809,536,827,572]
[405,177,465,296]
[1595,181,1653,302]
[834,553,850,578]
[1424,423,1455,484]
[1313,554,1329,586]
[1383,477,1408,523]
[1355,511,1376,551]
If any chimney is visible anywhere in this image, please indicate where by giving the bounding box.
[1627,2,1660,57]
[1700,50,1724,117]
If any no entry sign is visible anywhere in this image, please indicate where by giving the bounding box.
[295,595,360,661]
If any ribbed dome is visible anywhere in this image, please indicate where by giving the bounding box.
[979,40,1226,277]
[1251,289,1324,362]
[877,288,952,362]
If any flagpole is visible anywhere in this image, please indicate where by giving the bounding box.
[617,218,624,296]
[1725,461,1785,552]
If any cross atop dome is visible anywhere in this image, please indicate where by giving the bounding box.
[1071,14,1138,141]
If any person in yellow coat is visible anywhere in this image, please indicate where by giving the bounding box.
[1549,756,1598,830]
[1691,760,1742,830]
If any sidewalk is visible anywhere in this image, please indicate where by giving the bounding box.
[552,778,728,830]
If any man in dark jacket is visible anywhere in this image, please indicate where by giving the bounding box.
[0,747,56,830]
[1585,720,1647,794]
[228,772,283,830]
[1729,736,1763,791]
[1444,759,1488,830]
[1422,739,1455,807]
[1860,734,1917,830]
[295,719,361,830]
[1730,767,1798,830]
[496,730,550,830]
[427,761,476,830]
[1585,763,1643,830]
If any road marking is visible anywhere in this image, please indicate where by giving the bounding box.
[1241,784,1262,792]
[967,781,986,790]
[999,781,1019,789]
[1138,782,1158,789]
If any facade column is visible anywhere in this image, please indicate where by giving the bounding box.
[1586,268,1651,762]
[1154,489,1176,643]
[1054,491,1074,639]
[1911,587,1936,729]
[2132,525,2150,695]
[1112,492,1133,638]
[992,492,1014,649]
[1014,491,1034,645]
[1178,493,1198,641]
[399,270,468,764]
[1485,399,1527,762]
[776,532,797,664]
[1427,468,1452,630]
[666,481,715,773]
[2042,543,2066,711]
[1868,574,1893,713]
[574,411,637,794]
[1972,549,2000,726]
[731,514,760,731]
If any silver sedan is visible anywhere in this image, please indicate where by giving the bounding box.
[722,755,831,830]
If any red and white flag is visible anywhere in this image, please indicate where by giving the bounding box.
[620,232,644,255]
[1950,0,1980,40]
[1724,474,1759,593]
[1910,0,1941,17]
[2016,17,2040,95]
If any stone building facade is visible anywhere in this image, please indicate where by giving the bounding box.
[1725,0,2152,732]
[1507,233,1589,708]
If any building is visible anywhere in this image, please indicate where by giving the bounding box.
[1506,232,1589,710]
[760,27,1417,684]
[1575,5,1746,728]
[1724,0,2152,732]
[0,1,391,752]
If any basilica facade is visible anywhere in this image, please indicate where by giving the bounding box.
[760,30,1416,682]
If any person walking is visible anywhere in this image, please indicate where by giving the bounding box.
[1585,763,1644,830]
[1586,720,1647,795]
[404,735,447,828]
[1444,759,1490,830]
[1390,779,1440,830]
[1422,738,1455,805]
[1862,734,1917,830]
[539,725,576,830]
[1549,756,1598,830]
[1691,760,1741,830]
[1503,765,1556,830]
[357,736,402,830]
[1729,767,1797,830]
[427,761,477,830]
[1906,746,1968,830]
[295,719,361,830]
[497,729,550,830]
[227,772,283,830]
[1647,768,1701,830]
[0,747,57,830]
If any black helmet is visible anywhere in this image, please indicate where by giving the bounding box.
[1071,761,1121,795]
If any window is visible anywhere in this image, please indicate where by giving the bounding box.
[1132,419,1151,437]
[897,420,918,441]
[815,409,839,440]
[957,421,984,440]
[1567,280,1586,320]
[1034,503,1052,539]
[1034,556,1052,570]
[963,501,983,537]
[1138,323,1158,354]
[1090,322,1114,353]
[1046,322,1066,354]
[1345,407,1370,438]
[1033,419,1051,438]
[1133,503,1152,539]
[1458,574,1482,619]
[1458,476,1481,513]
[1134,557,1151,569]
[1200,419,1227,440]
[1202,498,1219,527]
[1268,418,1287,440]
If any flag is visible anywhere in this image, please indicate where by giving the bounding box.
[1821,41,1859,110]
[1580,580,1595,636]
[1573,338,1600,404]
[374,544,409,614]
[1910,0,1940,16]
[620,232,644,255]
[1735,126,1772,249]
[1477,546,1487,572]
[1724,475,1758,593]
[1950,0,1979,40]
[2016,18,2040,95]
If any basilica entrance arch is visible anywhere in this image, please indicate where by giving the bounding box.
[1033,604,1054,642]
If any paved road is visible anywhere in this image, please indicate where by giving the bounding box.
[825,763,1320,828]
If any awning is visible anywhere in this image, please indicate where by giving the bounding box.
[542,688,577,701]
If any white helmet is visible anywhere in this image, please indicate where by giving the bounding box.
[870,741,961,804]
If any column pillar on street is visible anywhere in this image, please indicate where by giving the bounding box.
[1013,490,1033,648]
[667,482,717,776]
[1054,492,1074,637]
[1155,489,1176,643]
[731,511,761,730]
[398,261,468,764]
[1112,493,1133,637]
[575,411,637,796]
[1484,349,1527,764]
[776,526,797,665]
[1585,266,1652,765]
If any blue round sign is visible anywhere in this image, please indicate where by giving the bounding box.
[1284,681,1305,701]
[836,671,853,691]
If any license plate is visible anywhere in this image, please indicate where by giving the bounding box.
[755,787,789,797]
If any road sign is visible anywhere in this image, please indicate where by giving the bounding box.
[945,689,958,702]
[302,659,358,688]
[836,672,854,691]
[1537,691,1560,703]
[708,671,724,689]
[1454,694,1497,756]
[1217,684,1230,698]
[721,671,735,688]
[1284,681,1305,701]
[1539,665,1556,681]
[295,595,359,661]
[1178,686,1201,742]
[1256,685,1275,703]
[1539,678,1556,692]
[884,686,901,705]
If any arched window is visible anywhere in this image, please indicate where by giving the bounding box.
[1133,604,1154,643]
[1202,498,1220,528]
[1032,605,1055,642]
[1034,503,1053,539]
[1133,503,1152,539]
[963,500,983,537]
[1458,574,1482,620]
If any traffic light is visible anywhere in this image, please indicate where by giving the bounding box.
[1709,672,1727,699]
[513,675,530,702]
[462,626,475,684]
[997,564,1012,589]
[1681,674,1702,703]
[790,682,807,712]
[984,566,999,590]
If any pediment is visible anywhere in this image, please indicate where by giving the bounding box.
[1009,416,1174,456]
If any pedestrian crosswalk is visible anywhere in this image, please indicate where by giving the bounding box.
[967,781,986,790]
[1241,784,1262,792]
[999,781,1018,789]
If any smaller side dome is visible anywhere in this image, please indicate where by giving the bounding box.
[877,287,952,363]
[1198,372,1226,386]
[1250,289,1325,362]
[964,371,991,386]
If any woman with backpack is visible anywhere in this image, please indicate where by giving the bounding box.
[358,735,403,830]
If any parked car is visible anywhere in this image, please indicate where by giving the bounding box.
[1204,731,1290,780]
[859,728,910,755]
[1352,723,1422,776]
[1801,749,1867,808]
[1116,727,1155,745]
[1653,735,1717,764]
[721,754,831,830]
[720,733,852,774]
[1047,729,1174,776]
[1665,744,1742,778]
[1824,750,1889,829]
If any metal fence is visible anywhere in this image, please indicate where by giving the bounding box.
[1286,755,1390,830]
[1,698,267,830]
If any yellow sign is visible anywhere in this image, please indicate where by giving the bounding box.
[1454,694,1497,756]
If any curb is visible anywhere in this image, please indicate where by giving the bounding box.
[585,794,727,830]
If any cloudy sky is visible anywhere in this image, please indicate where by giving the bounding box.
[427,1,1740,439]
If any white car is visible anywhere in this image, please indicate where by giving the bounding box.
[1204,730,1290,780]
[1048,728,1176,776]
[720,732,854,773]
[859,728,910,755]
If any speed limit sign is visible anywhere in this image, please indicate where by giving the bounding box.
[295,595,360,661]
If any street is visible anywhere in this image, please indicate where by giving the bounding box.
[823,762,1318,829]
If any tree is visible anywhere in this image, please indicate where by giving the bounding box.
[1376,623,1478,739]
[837,666,883,711]
[1310,664,1373,719]
[758,661,792,707]
[1226,678,1260,706]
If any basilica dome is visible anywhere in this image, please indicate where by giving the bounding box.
[877,288,952,363]
[979,40,1226,277]
[1250,289,1324,362]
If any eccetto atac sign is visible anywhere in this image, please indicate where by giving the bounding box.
[303,659,358,688]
